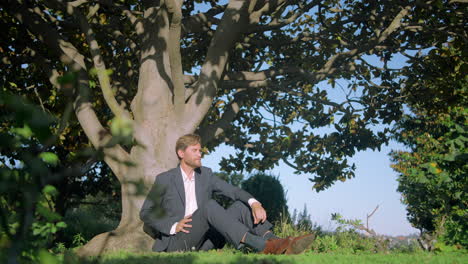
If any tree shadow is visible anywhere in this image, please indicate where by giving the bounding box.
[89,254,197,264]
[78,253,295,264]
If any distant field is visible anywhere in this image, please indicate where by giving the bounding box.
[70,251,468,264]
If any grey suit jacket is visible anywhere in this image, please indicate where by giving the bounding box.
[140,166,254,252]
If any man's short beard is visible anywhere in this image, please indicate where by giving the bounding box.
[186,159,201,168]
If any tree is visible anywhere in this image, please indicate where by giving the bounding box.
[1,0,465,254]
[390,40,467,249]
[296,205,313,232]
[242,173,289,224]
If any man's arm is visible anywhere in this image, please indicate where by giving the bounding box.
[139,178,179,236]
[209,168,268,223]
[210,169,253,203]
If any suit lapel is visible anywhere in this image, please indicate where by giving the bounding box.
[195,167,203,206]
[173,166,185,207]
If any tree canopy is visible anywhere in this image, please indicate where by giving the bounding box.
[391,41,467,249]
[1,0,466,254]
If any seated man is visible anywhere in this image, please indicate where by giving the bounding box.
[140,134,314,254]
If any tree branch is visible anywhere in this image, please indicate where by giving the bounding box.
[166,0,185,113]
[221,79,279,89]
[184,0,250,130]
[12,1,132,180]
[247,0,319,33]
[197,91,246,145]
[11,1,86,70]
[74,70,131,182]
[377,5,412,43]
[75,7,129,119]
[181,4,224,35]
[94,0,145,36]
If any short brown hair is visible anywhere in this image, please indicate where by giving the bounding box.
[175,134,201,158]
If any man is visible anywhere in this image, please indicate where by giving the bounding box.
[140,134,314,254]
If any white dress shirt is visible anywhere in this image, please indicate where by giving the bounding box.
[169,167,260,235]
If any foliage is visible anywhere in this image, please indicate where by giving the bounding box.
[390,239,422,254]
[1,0,465,194]
[390,42,468,249]
[241,173,289,224]
[273,208,316,239]
[61,192,121,247]
[0,92,66,263]
[324,213,389,253]
[273,209,421,254]
[294,205,316,232]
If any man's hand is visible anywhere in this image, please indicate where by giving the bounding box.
[176,215,193,233]
[251,202,267,224]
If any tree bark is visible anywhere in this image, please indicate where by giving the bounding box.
[77,0,250,255]
[77,5,188,255]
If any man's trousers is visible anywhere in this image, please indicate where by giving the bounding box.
[166,200,273,252]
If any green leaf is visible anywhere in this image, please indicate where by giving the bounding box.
[56,221,67,228]
[57,72,76,85]
[39,152,59,166]
[89,80,96,89]
[12,124,33,138]
[36,204,61,221]
[38,249,60,264]
[42,185,58,196]
[110,117,133,144]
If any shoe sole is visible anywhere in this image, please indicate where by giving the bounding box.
[285,234,315,254]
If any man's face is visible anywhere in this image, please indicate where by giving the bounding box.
[178,143,202,169]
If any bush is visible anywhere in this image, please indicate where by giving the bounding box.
[313,235,339,253]
[390,238,422,254]
[61,192,120,247]
[242,173,289,224]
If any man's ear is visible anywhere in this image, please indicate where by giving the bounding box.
[177,149,184,159]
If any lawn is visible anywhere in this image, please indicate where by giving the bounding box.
[64,251,468,264]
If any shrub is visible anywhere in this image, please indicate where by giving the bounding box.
[242,173,289,224]
[61,192,120,247]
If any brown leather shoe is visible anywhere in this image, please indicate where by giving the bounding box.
[285,233,315,254]
[261,237,292,254]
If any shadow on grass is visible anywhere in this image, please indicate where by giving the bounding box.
[76,253,294,264]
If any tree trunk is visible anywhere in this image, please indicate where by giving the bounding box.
[76,0,247,255]
[76,133,182,256]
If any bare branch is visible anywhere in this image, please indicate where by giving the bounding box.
[367,205,379,231]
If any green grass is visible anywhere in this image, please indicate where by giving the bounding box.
[64,251,468,264]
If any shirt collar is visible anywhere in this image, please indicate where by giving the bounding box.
[180,167,195,182]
